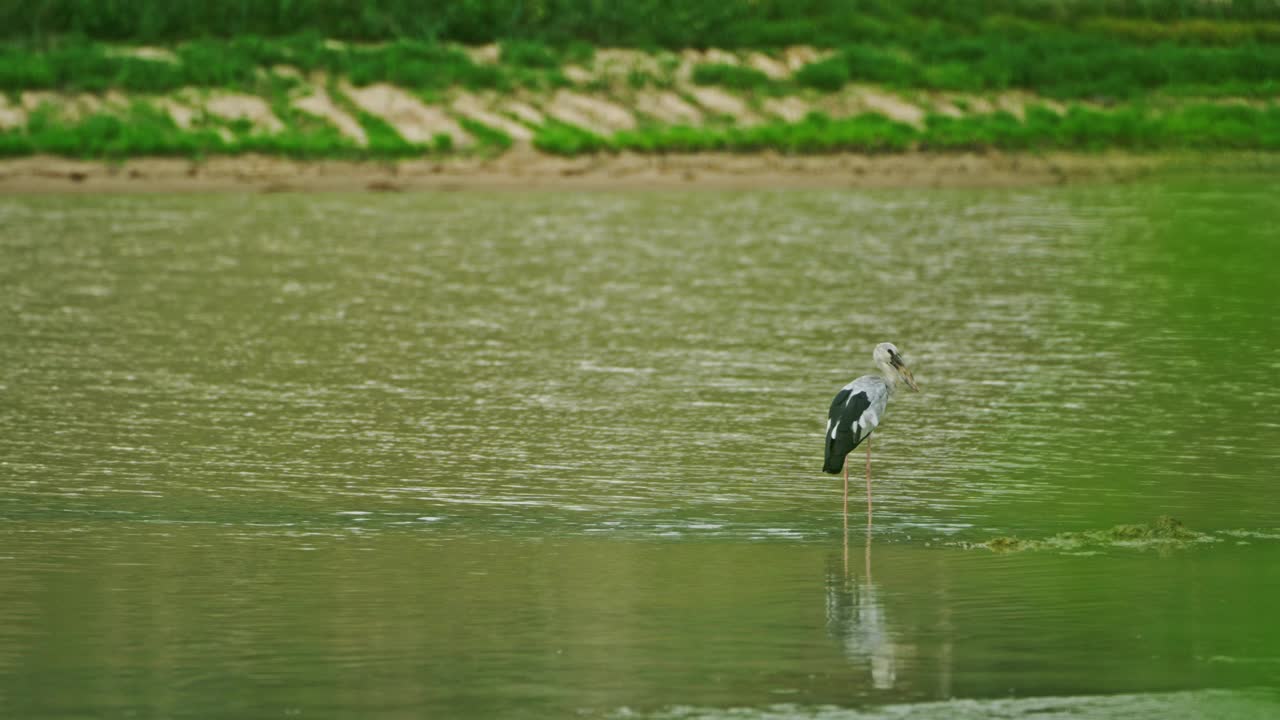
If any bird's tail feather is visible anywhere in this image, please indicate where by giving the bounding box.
[823,439,845,474]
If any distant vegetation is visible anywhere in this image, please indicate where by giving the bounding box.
[5,0,1280,46]
[3,31,1278,100]
[0,36,573,94]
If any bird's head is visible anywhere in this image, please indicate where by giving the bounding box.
[874,342,919,392]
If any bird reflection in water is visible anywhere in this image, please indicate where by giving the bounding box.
[826,515,898,690]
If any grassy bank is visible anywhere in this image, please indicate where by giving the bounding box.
[5,102,1278,160]
[596,105,1280,155]
[2,2,1279,161]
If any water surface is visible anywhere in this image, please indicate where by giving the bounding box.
[1,181,1278,718]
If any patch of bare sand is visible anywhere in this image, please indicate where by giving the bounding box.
[342,82,472,147]
[19,91,53,112]
[591,48,677,86]
[811,86,924,125]
[819,88,921,124]
[950,92,1067,119]
[157,97,197,130]
[675,50,702,83]
[687,87,757,123]
[783,46,829,71]
[563,65,594,85]
[292,88,368,146]
[272,65,303,80]
[998,91,1066,117]
[546,90,636,133]
[633,90,703,125]
[854,87,925,126]
[762,96,811,123]
[594,49,667,76]
[105,45,178,63]
[204,93,285,133]
[701,48,740,66]
[102,91,131,110]
[0,95,25,130]
[464,44,501,65]
[745,52,791,79]
[451,92,534,142]
[502,100,545,127]
[927,98,966,118]
[19,91,110,121]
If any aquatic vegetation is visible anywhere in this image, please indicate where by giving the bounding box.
[974,516,1215,553]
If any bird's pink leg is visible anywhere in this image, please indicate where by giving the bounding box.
[865,437,873,519]
[842,456,849,526]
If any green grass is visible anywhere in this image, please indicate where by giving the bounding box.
[1078,17,1280,45]
[2,98,371,160]
[533,104,1280,157]
[616,112,916,153]
[0,41,187,93]
[793,57,850,92]
[499,40,559,69]
[4,101,223,158]
[690,63,772,91]
[532,120,610,155]
[457,116,513,152]
[786,37,1280,99]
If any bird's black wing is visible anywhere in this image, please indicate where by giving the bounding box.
[823,389,871,474]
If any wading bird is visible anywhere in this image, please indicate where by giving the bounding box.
[823,342,919,520]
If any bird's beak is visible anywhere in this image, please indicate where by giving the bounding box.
[893,357,920,392]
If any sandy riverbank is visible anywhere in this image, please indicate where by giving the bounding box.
[1,151,1274,193]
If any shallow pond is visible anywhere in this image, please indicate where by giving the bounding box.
[1,180,1278,718]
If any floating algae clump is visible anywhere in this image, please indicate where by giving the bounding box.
[974,516,1212,553]
[1106,515,1200,541]
[985,536,1026,552]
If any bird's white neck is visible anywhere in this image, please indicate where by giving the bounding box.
[878,363,900,392]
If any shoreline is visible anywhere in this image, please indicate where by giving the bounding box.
[1,151,1275,193]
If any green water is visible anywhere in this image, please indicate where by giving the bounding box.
[1,182,1278,719]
